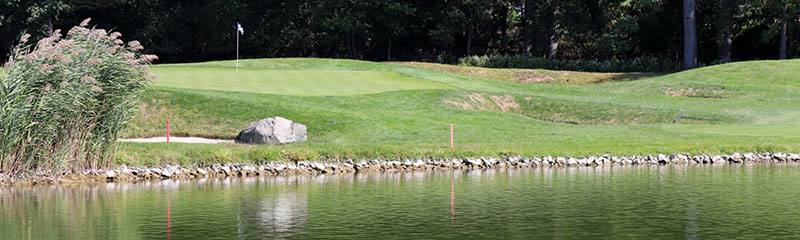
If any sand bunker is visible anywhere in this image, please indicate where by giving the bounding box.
[118,137,233,144]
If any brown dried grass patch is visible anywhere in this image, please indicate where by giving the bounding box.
[517,75,556,83]
[443,92,520,113]
[514,70,559,83]
[138,98,173,119]
[665,88,726,98]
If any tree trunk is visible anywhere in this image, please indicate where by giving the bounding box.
[779,2,788,59]
[548,3,560,59]
[386,39,392,61]
[466,23,472,56]
[348,35,363,60]
[355,37,363,59]
[347,35,355,59]
[524,0,533,56]
[716,0,734,63]
[447,41,453,56]
[47,17,53,37]
[683,0,698,69]
[500,4,508,55]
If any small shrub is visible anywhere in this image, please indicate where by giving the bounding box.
[0,18,157,174]
[457,55,681,73]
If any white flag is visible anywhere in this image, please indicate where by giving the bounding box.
[237,22,244,35]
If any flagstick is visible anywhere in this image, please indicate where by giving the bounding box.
[236,28,239,73]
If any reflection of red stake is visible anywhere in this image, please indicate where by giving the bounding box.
[167,199,172,239]
[451,178,455,226]
[167,120,170,144]
[450,124,454,149]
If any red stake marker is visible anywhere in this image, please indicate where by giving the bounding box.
[167,120,170,144]
[450,124,454,149]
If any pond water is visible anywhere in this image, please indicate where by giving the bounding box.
[2,164,800,239]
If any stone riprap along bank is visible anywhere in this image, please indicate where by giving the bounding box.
[2,152,800,186]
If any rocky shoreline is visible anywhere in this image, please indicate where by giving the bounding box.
[2,152,800,186]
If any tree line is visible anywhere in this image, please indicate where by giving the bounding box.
[1,0,798,69]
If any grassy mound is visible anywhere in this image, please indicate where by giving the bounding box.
[118,58,800,166]
[604,60,800,99]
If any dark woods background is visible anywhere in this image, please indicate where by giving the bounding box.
[1,0,798,67]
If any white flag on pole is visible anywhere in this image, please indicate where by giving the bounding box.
[236,22,243,72]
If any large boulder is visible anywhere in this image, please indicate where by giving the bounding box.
[234,117,307,145]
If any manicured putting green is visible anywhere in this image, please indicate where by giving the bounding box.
[150,67,452,96]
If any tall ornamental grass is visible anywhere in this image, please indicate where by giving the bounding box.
[0,18,157,174]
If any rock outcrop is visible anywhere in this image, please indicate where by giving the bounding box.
[234,117,307,145]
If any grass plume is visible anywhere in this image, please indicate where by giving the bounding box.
[0,18,156,174]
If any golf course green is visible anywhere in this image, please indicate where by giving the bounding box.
[118,58,800,166]
[150,67,452,96]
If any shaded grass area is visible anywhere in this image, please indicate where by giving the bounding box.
[390,62,659,85]
[117,58,800,166]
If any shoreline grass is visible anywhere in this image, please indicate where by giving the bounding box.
[1,22,154,174]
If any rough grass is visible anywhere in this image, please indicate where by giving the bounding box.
[390,62,659,85]
[441,91,726,125]
[118,58,800,166]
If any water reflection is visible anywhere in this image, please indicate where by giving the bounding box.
[450,177,455,227]
[167,199,172,239]
[2,164,800,239]
[685,196,699,240]
[257,187,307,238]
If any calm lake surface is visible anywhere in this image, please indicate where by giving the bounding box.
[2,164,800,239]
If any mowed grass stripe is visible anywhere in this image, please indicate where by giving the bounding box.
[150,67,453,96]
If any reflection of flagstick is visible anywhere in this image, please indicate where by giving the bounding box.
[236,201,244,239]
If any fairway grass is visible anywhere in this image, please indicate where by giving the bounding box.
[662,113,800,137]
[118,58,800,166]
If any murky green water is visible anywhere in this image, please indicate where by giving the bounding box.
[2,164,800,239]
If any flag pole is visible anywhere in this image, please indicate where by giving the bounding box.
[236,26,239,73]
